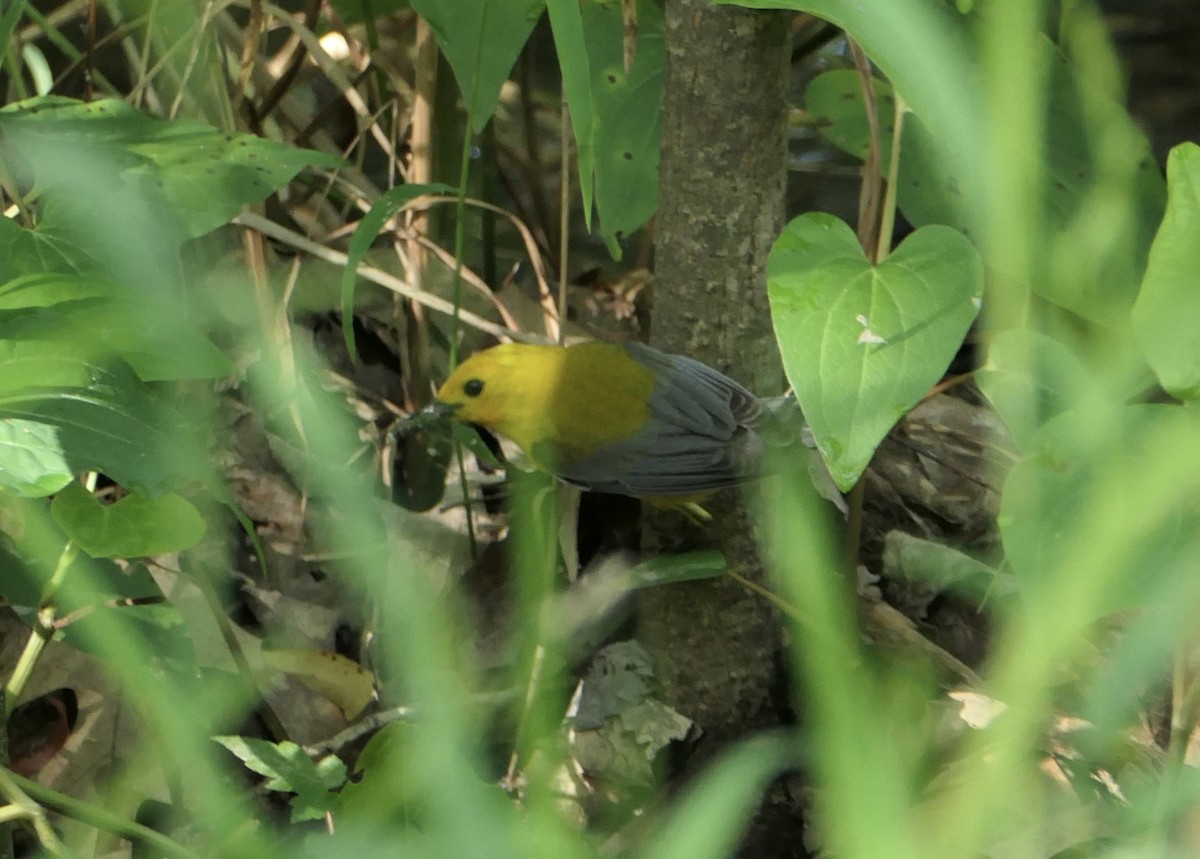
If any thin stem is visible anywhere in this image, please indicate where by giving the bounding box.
[8,768,205,859]
[503,644,546,790]
[0,769,67,857]
[1167,635,1196,770]
[5,473,96,715]
[840,479,865,620]
[874,92,908,264]
[849,38,883,258]
[557,93,571,344]
[234,211,517,341]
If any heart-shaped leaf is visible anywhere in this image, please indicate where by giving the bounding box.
[768,213,982,490]
[51,481,207,558]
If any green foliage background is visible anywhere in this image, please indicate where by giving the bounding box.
[0,0,1198,857]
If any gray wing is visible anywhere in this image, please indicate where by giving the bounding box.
[556,343,764,497]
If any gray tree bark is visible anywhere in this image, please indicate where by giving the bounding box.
[639,0,791,754]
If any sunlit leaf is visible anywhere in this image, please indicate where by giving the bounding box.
[769,213,982,490]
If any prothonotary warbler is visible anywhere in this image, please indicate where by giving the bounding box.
[431,340,792,501]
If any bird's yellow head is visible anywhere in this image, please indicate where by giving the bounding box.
[433,343,560,452]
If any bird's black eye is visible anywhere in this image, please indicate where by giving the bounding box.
[463,378,484,398]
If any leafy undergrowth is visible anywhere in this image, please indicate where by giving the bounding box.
[0,2,1199,859]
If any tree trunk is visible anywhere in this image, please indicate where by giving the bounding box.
[640,0,790,752]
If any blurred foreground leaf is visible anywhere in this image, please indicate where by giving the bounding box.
[1132,142,1200,401]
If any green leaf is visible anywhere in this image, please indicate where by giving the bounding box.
[50,482,206,559]
[449,421,503,469]
[641,733,798,859]
[107,324,235,382]
[882,531,1015,603]
[999,405,1200,609]
[0,271,234,383]
[0,216,80,283]
[0,97,344,241]
[0,419,74,497]
[410,0,546,133]
[340,183,456,362]
[57,561,187,660]
[0,498,188,661]
[628,550,727,588]
[546,0,595,229]
[0,357,206,496]
[1132,142,1200,401]
[0,1,27,72]
[976,329,1100,450]
[582,0,664,258]
[768,213,983,490]
[214,736,347,823]
[0,272,107,309]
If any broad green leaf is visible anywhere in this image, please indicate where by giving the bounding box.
[340,182,456,362]
[0,378,205,496]
[50,482,206,559]
[999,405,1200,611]
[214,736,347,823]
[976,329,1100,450]
[0,272,107,309]
[641,733,797,859]
[333,723,413,825]
[0,97,344,241]
[0,339,110,393]
[769,213,982,490]
[0,499,186,660]
[107,324,235,382]
[546,0,595,229]
[0,419,73,496]
[804,69,892,160]
[882,531,1015,603]
[55,559,187,660]
[583,0,663,257]
[0,272,234,382]
[1131,142,1200,401]
[0,215,80,282]
[410,0,545,133]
